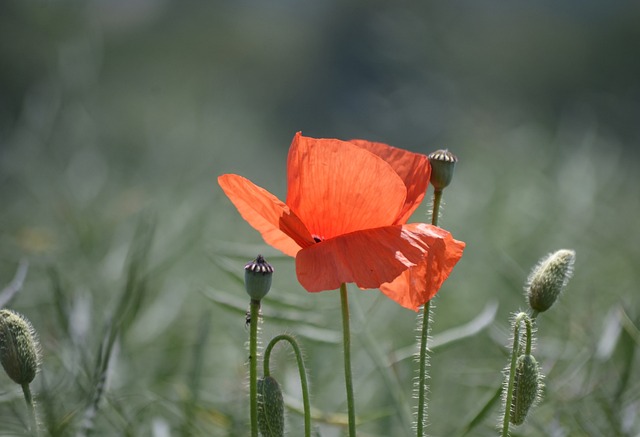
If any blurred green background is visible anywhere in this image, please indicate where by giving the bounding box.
[1,1,639,436]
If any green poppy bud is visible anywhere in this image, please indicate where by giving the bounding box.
[0,309,40,385]
[510,354,542,425]
[244,255,274,301]
[526,249,576,313]
[257,375,285,437]
[428,149,458,190]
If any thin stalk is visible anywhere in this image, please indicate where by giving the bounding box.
[340,283,356,436]
[415,300,431,436]
[501,313,531,437]
[249,299,261,437]
[416,188,443,436]
[264,334,311,437]
[431,189,443,228]
[21,383,38,436]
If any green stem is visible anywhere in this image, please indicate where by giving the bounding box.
[501,312,531,437]
[524,317,532,356]
[249,299,261,437]
[431,189,442,228]
[416,188,443,436]
[21,383,38,436]
[263,334,311,437]
[340,283,356,436]
[416,300,431,436]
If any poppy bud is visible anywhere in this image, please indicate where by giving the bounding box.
[510,354,542,425]
[428,149,458,190]
[244,255,274,301]
[257,375,285,437]
[0,309,40,385]
[526,249,575,313]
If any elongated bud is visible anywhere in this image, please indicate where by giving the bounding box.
[0,309,40,385]
[257,375,285,437]
[244,255,274,301]
[428,149,458,190]
[510,354,542,425]
[526,249,576,313]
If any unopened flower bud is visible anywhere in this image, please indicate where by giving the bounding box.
[526,249,576,313]
[510,354,542,425]
[257,375,285,437]
[428,149,458,190]
[244,255,274,301]
[0,310,40,385]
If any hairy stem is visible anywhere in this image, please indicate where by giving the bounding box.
[22,383,38,436]
[501,312,531,436]
[416,188,443,436]
[249,299,261,437]
[416,300,431,436]
[264,334,311,437]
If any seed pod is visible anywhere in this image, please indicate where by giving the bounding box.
[244,255,274,301]
[257,375,284,437]
[0,309,40,385]
[526,249,575,313]
[428,149,458,190]
[510,354,542,425]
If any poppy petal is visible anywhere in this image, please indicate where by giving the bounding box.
[379,223,465,311]
[295,224,438,293]
[218,174,315,257]
[350,139,431,224]
[286,133,407,240]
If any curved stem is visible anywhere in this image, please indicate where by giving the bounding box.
[340,283,356,436]
[524,317,533,356]
[501,312,531,437]
[249,299,261,437]
[263,334,311,437]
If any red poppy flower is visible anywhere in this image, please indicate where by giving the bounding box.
[218,132,465,311]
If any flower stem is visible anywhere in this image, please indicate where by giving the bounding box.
[21,383,38,436]
[501,312,532,437]
[249,299,261,437]
[431,189,442,228]
[340,283,356,436]
[416,188,443,436]
[416,299,431,436]
[264,334,311,437]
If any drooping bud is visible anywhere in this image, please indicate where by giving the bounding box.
[0,309,40,385]
[428,149,458,191]
[244,255,274,301]
[510,354,542,425]
[526,249,576,313]
[257,375,285,437]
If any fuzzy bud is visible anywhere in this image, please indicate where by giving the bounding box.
[510,354,542,425]
[526,249,576,313]
[428,149,458,190]
[257,375,284,437]
[244,255,274,301]
[0,309,40,385]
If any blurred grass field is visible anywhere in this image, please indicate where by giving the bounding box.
[1,1,639,436]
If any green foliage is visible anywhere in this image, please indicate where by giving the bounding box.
[1,2,639,436]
